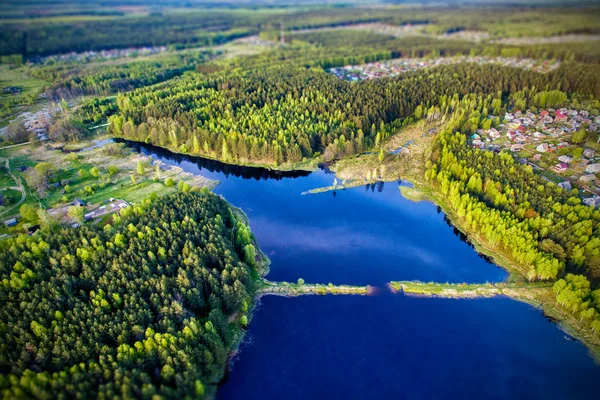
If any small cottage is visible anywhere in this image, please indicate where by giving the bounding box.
[558,181,572,190]
[583,149,595,159]
[585,164,600,174]
[536,143,549,153]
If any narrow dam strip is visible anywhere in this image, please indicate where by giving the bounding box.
[257,280,371,297]
[389,281,553,300]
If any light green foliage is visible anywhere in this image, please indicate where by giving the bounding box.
[554,274,600,334]
[136,161,146,176]
[108,165,119,177]
[34,162,56,178]
[67,206,84,223]
[19,204,38,222]
[297,278,305,285]
[0,192,255,398]
[243,244,256,267]
[177,180,190,193]
[571,127,588,145]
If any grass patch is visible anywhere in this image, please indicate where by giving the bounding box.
[399,185,428,202]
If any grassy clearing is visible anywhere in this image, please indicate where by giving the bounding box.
[0,65,48,98]
[332,121,436,184]
[399,185,428,202]
[0,65,49,122]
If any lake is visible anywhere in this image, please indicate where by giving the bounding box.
[127,142,600,399]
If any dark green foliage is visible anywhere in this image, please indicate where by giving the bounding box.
[36,50,216,101]
[106,59,600,165]
[0,191,256,398]
[0,13,257,57]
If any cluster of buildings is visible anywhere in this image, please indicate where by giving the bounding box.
[33,46,167,65]
[47,198,129,225]
[329,56,560,81]
[2,86,22,96]
[471,108,600,206]
[20,108,53,140]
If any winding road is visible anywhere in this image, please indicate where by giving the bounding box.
[0,156,26,217]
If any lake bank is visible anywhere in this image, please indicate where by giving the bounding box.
[125,138,600,397]
[111,136,320,172]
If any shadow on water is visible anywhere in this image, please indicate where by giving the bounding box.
[119,139,312,181]
[438,206,494,265]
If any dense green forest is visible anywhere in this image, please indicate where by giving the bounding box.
[0,12,260,57]
[105,57,600,166]
[35,50,216,100]
[286,30,600,64]
[2,4,599,58]
[0,191,259,398]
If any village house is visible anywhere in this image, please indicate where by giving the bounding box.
[542,115,554,124]
[551,163,568,173]
[510,144,524,152]
[515,135,527,144]
[555,111,567,122]
[558,181,572,190]
[558,155,573,164]
[72,198,87,207]
[583,195,600,207]
[586,164,600,174]
[579,174,596,183]
[584,149,595,158]
[472,139,484,148]
[4,217,17,227]
[536,143,549,152]
[532,154,542,161]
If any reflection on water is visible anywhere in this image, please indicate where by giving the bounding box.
[121,140,312,181]
[441,211,494,264]
[123,139,506,285]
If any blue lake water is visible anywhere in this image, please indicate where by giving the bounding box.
[127,142,600,399]
[131,142,506,285]
[219,295,600,400]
